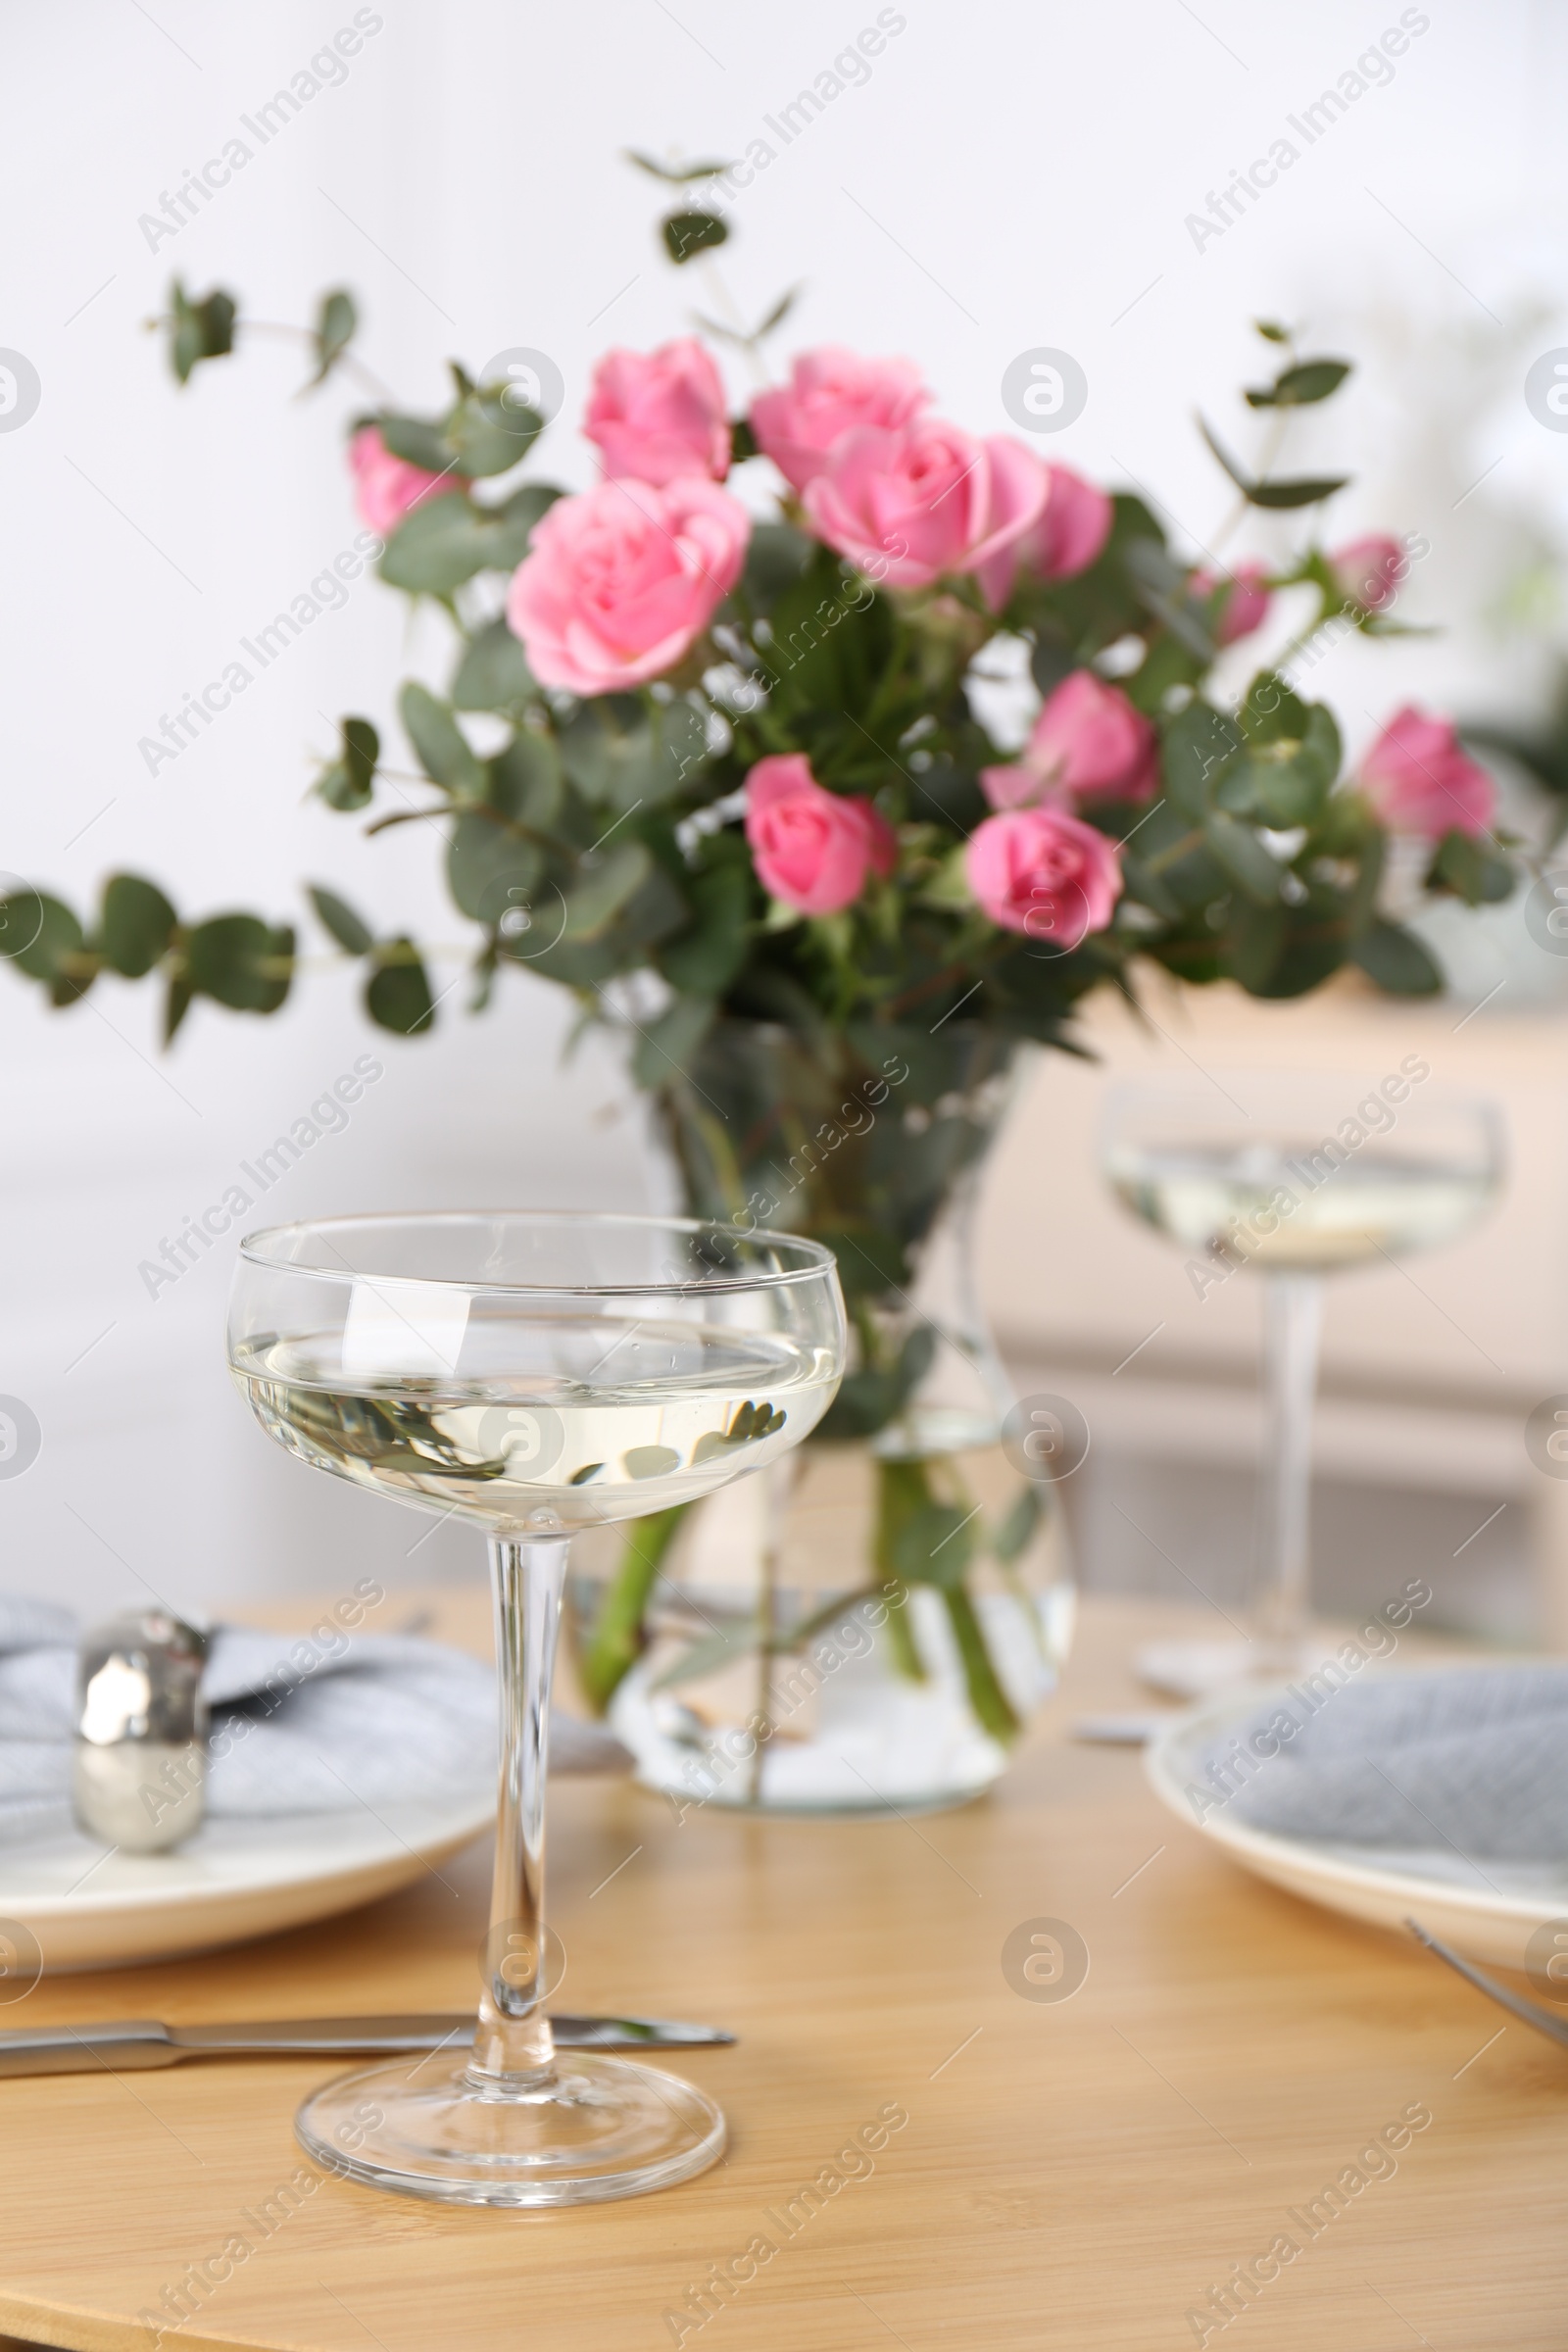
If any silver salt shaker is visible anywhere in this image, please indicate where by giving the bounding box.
[74,1609,210,1852]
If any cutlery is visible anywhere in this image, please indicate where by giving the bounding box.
[0,2012,735,2078]
[1070,1712,1173,1745]
[1406,1918,1568,2052]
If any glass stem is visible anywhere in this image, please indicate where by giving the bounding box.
[469,1534,569,2085]
[1258,1273,1323,1647]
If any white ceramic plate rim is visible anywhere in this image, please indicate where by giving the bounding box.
[0,1788,496,1919]
[1143,1670,1568,1926]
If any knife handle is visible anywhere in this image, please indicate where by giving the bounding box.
[0,2023,177,2077]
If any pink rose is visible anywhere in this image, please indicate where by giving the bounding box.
[349,424,463,537]
[966,806,1123,945]
[1357,706,1495,840]
[505,475,749,695]
[1330,535,1408,612]
[802,418,1047,596]
[1192,560,1272,647]
[744,754,897,916]
[751,348,930,493]
[976,464,1113,606]
[583,338,731,487]
[979,671,1158,809]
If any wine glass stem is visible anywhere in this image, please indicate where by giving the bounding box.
[1258,1273,1323,1646]
[470,1533,570,2084]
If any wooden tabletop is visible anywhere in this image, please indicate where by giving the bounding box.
[1,1591,1563,2352]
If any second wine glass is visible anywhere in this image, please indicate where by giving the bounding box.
[1102,1071,1501,1689]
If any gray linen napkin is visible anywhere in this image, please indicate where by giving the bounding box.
[1197,1665,1568,1862]
[0,1593,626,1826]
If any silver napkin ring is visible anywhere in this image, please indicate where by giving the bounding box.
[74,1608,210,1852]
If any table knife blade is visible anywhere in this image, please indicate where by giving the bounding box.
[0,2012,734,2077]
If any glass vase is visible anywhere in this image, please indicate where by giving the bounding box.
[566,1020,1076,1814]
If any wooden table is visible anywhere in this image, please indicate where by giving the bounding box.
[1,1592,1563,2351]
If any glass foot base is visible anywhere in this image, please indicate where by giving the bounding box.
[1134,1635,1319,1702]
[297,2050,726,2207]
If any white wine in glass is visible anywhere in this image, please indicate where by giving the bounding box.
[227,1212,845,2206]
[1102,1073,1501,1685]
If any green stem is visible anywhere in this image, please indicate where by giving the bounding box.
[577,1504,688,1714]
[942,1585,1021,1744]
[880,1575,926,1681]
[874,1458,934,1683]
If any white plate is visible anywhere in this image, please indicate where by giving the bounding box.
[1145,1682,1568,1968]
[0,1790,494,1974]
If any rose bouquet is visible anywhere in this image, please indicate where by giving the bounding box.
[2,190,1516,1792]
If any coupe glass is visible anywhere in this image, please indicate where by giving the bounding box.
[226,1210,845,2206]
[1101,1073,1500,1687]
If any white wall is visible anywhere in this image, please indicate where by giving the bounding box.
[2,0,1563,1622]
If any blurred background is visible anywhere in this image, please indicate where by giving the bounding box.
[5,0,1568,1636]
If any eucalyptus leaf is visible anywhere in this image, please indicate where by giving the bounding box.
[316,715,379,810]
[446,811,542,924]
[170,282,235,384]
[1203,813,1281,903]
[378,491,546,594]
[1248,475,1349,511]
[627,150,736,183]
[98,875,175,977]
[1349,918,1444,997]
[520,863,686,983]
[1431,829,1515,906]
[366,942,435,1034]
[184,915,293,1013]
[486,729,564,828]
[563,841,653,941]
[445,388,541,475]
[1239,674,1308,744]
[452,619,537,712]
[307,289,357,388]
[1245,359,1350,409]
[630,993,717,1090]
[308,884,374,958]
[560,694,710,810]
[163,972,193,1044]
[375,413,452,472]
[1225,900,1287,993]
[400,683,484,801]
[8,894,85,984]
[1198,416,1252,493]
[1161,700,1243,818]
[659,859,752,995]
[662,210,727,263]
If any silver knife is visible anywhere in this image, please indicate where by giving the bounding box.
[0,2013,735,2078]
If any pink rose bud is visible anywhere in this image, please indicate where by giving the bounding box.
[979,670,1158,810]
[804,418,1047,595]
[966,806,1123,944]
[349,424,462,538]
[1330,534,1408,612]
[744,754,897,916]
[1192,560,1272,647]
[583,338,731,488]
[978,464,1114,607]
[751,348,931,493]
[505,475,749,695]
[1357,705,1495,840]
